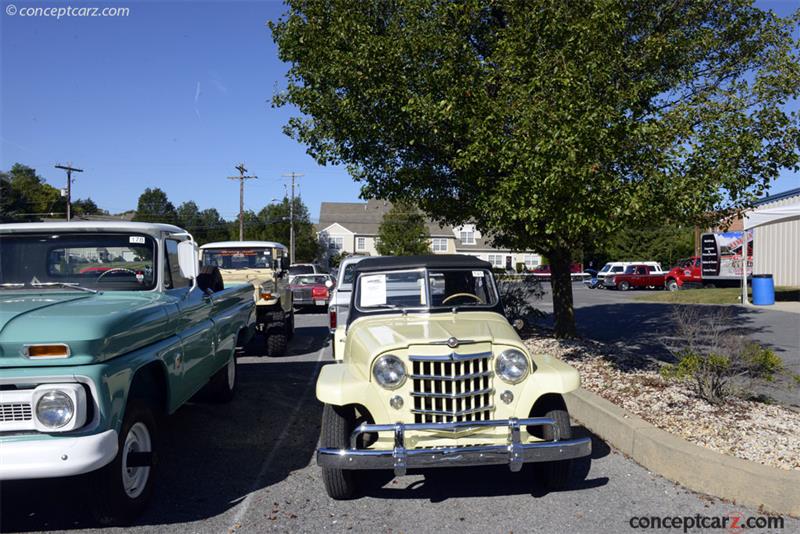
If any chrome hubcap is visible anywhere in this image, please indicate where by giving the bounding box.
[121,422,151,499]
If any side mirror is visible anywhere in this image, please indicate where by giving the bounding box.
[512,318,525,331]
[177,241,199,279]
[325,279,334,289]
[280,257,290,271]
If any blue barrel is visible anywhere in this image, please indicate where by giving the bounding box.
[752,274,775,305]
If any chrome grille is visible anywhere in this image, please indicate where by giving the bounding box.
[0,402,33,422]
[410,351,494,423]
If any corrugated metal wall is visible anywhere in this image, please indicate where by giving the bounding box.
[753,195,800,287]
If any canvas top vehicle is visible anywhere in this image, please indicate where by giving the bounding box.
[200,241,293,355]
[316,255,591,499]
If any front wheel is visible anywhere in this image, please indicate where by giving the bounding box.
[540,408,573,489]
[88,400,158,525]
[666,279,679,292]
[320,404,359,500]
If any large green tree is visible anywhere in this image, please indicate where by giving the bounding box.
[133,188,178,225]
[376,202,431,255]
[271,0,800,337]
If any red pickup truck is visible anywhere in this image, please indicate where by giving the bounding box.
[604,264,666,291]
[664,256,703,291]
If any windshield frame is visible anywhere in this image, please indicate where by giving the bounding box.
[351,266,502,321]
[0,231,159,292]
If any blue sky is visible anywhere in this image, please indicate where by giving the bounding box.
[1,0,798,222]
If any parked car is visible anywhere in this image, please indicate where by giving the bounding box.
[327,255,367,352]
[200,241,293,356]
[604,264,666,290]
[597,261,663,284]
[529,263,584,277]
[288,263,326,281]
[290,274,335,309]
[317,255,591,499]
[664,257,703,291]
[0,222,255,524]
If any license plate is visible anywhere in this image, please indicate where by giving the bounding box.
[315,300,326,305]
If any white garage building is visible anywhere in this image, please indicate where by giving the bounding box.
[747,187,800,287]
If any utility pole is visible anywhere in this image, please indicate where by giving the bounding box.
[282,172,304,264]
[54,163,83,221]
[228,163,257,241]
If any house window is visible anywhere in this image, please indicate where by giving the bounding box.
[356,237,366,251]
[487,254,504,267]
[460,230,475,245]
[524,254,540,269]
[431,238,448,252]
[328,236,343,251]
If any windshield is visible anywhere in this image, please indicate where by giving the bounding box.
[356,268,499,311]
[599,264,612,273]
[0,232,157,291]
[293,275,328,285]
[289,264,314,276]
[202,248,274,269]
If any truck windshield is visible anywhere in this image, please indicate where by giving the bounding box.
[202,248,273,269]
[356,268,499,311]
[0,233,157,291]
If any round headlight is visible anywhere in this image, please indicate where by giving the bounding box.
[373,354,407,390]
[36,390,75,429]
[495,349,529,384]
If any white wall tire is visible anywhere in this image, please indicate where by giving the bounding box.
[121,422,152,499]
[203,355,238,403]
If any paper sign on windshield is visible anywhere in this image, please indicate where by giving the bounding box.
[360,274,387,306]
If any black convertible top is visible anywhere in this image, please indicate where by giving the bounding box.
[353,254,492,274]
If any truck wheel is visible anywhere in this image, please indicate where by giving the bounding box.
[89,399,158,525]
[666,279,679,292]
[320,404,359,500]
[203,354,237,403]
[540,407,573,489]
[265,329,287,357]
[618,280,630,291]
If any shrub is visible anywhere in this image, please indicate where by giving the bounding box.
[661,306,794,405]
[498,276,545,326]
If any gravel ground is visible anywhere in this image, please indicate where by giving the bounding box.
[523,333,800,471]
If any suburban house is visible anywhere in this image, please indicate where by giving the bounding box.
[316,199,542,270]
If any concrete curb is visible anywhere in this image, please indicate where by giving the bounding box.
[565,389,800,517]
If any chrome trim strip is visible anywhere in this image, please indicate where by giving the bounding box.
[411,405,495,417]
[409,351,492,362]
[410,371,493,382]
[410,387,494,400]
[429,338,478,346]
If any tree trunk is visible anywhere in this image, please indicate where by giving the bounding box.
[549,247,577,338]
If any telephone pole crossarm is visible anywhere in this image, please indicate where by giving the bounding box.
[228,163,257,241]
[54,163,84,221]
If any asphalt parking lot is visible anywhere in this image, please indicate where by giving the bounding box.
[532,282,800,407]
[2,311,797,534]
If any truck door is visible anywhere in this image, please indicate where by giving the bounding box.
[165,238,216,404]
[634,266,647,287]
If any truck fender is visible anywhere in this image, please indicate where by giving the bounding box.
[315,363,392,423]
[516,355,581,412]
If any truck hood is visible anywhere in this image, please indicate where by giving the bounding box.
[347,312,522,363]
[0,291,175,367]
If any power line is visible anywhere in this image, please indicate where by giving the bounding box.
[282,172,304,263]
[228,163,257,241]
[54,163,83,221]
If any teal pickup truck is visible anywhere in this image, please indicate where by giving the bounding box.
[0,222,255,524]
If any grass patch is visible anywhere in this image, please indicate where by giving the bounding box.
[635,286,799,304]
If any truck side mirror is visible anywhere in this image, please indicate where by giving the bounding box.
[325,279,334,289]
[177,241,199,279]
[280,257,290,271]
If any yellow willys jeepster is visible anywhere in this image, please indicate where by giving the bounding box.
[316,255,591,499]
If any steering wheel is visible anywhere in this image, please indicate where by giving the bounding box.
[442,292,484,304]
[95,268,140,285]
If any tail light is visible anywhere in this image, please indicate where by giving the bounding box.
[312,286,328,299]
[329,308,337,329]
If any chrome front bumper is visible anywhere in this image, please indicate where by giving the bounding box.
[317,417,591,476]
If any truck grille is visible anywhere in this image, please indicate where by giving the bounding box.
[410,351,494,423]
[0,402,33,422]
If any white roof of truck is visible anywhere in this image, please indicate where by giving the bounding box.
[0,221,186,235]
[200,240,288,250]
